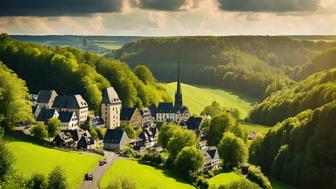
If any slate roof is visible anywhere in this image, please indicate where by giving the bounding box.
[36,108,58,122]
[52,95,88,109]
[186,116,203,130]
[120,108,137,121]
[37,90,58,103]
[139,108,151,118]
[59,129,81,141]
[156,102,175,113]
[103,127,125,144]
[202,146,219,164]
[59,111,76,123]
[102,87,121,104]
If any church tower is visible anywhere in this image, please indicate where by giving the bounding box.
[174,63,183,110]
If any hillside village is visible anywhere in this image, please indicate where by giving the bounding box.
[28,65,220,172]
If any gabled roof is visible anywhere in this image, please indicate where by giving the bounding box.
[59,129,81,141]
[37,90,58,103]
[139,108,151,118]
[52,95,88,109]
[36,108,58,122]
[120,108,137,121]
[59,111,76,123]
[102,87,121,104]
[186,116,203,130]
[103,127,127,144]
[202,146,219,163]
[148,104,157,117]
[156,102,176,113]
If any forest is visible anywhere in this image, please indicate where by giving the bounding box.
[110,36,336,98]
[0,34,171,113]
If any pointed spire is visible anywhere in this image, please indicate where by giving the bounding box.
[175,62,183,109]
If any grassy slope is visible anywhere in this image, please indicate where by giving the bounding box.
[240,122,271,135]
[164,82,257,118]
[5,138,101,189]
[100,159,195,189]
[207,172,242,187]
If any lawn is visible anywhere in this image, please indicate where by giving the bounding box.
[100,159,195,189]
[207,172,242,187]
[164,82,257,118]
[240,122,271,135]
[5,137,102,189]
[271,179,296,189]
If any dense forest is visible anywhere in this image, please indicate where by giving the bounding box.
[249,68,336,125]
[249,101,336,188]
[0,34,170,112]
[0,62,33,130]
[110,36,336,98]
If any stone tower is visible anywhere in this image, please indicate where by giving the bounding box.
[174,63,183,110]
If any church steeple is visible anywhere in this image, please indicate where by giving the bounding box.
[174,63,183,110]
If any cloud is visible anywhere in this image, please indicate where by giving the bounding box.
[217,0,322,12]
[0,0,123,16]
[131,0,197,11]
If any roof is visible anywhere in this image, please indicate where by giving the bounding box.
[186,116,203,130]
[139,108,151,118]
[103,127,127,144]
[120,108,137,121]
[36,108,58,122]
[102,87,121,104]
[156,102,176,113]
[52,95,88,109]
[58,129,81,141]
[202,146,219,163]
[59,111,76,123]
[37,90,58,103]
[148,104,157,117]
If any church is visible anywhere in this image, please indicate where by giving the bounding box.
[155,64,190,123]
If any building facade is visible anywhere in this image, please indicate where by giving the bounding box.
[52,95,89,123]
[101,87,122,129]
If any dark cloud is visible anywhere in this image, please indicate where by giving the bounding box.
[218,0,321,12]
[132,0,188,11]
[0,0,123,16]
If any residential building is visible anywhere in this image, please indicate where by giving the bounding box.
[120,107,143,128]
[58,111,78,130]
[34,90,58,117]
[101,87,122,129]
[103,127,129,151]
[53,129,95,149]
[36,108,59,123]
[202,146,220,171]
[52,95,89,123]
[77,131,95,149]
[139,107,154,127]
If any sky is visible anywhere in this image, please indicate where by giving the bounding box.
[0,0,335,36]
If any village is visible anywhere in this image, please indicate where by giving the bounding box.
[28,66,220,176]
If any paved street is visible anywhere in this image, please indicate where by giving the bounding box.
[80,151,119,189]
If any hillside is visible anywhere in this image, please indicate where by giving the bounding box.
[6,137,101,189]
[164,82,256,118]
[249,68,336,125]
[111,36,336,99]
[249,101,336,189]
[0,34,170,112]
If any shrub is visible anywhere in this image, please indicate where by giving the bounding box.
[209,179,260,189]
[27,173,47,189]
[105,177,136,189]
[122,147,141,159]
[247,165,272,189]
[48,166,67,189]
[31,122,48,139]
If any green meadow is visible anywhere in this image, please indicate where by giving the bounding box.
[164,82,257,118]
[240,122,271,135]
[207,172,242,187]
[100,159,195,189]
[5,137,102,189]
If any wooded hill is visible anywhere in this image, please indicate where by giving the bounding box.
[0,34,170,113]
[110,36,336,99]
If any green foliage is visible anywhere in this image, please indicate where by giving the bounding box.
[206,113,243,146]
[47,118,61,138]
[134,65,156,85]
[217,132,248,169]
[0,62,33,130]
[122,146,141,159]
[0,137,13,182]
[122,124,136,139]
[27,173,48,189]
[250,101,336,188]
[0,35,170,112]
[167,128,198,158]
[174,146,205,176]
[201,101,242,120]
[247,165,272,189]
[209,179,260,189]
[111,36,336,99]
[48,166,67,189]
[158,123,180,149]
[105,177,137,189]
[95,128,104,140]
[89,127,98,140]
[31,123,48,139]
[250,68,336,125]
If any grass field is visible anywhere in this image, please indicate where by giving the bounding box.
[271,179,296,189]
[164,82,257,118]
[100,159,195,189]
[240,122,271,135]
[5,137,102,189]
[207,172,242,187]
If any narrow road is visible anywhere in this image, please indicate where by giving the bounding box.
[80,151,119,189]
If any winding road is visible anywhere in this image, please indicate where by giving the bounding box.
[80,151,120,189]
